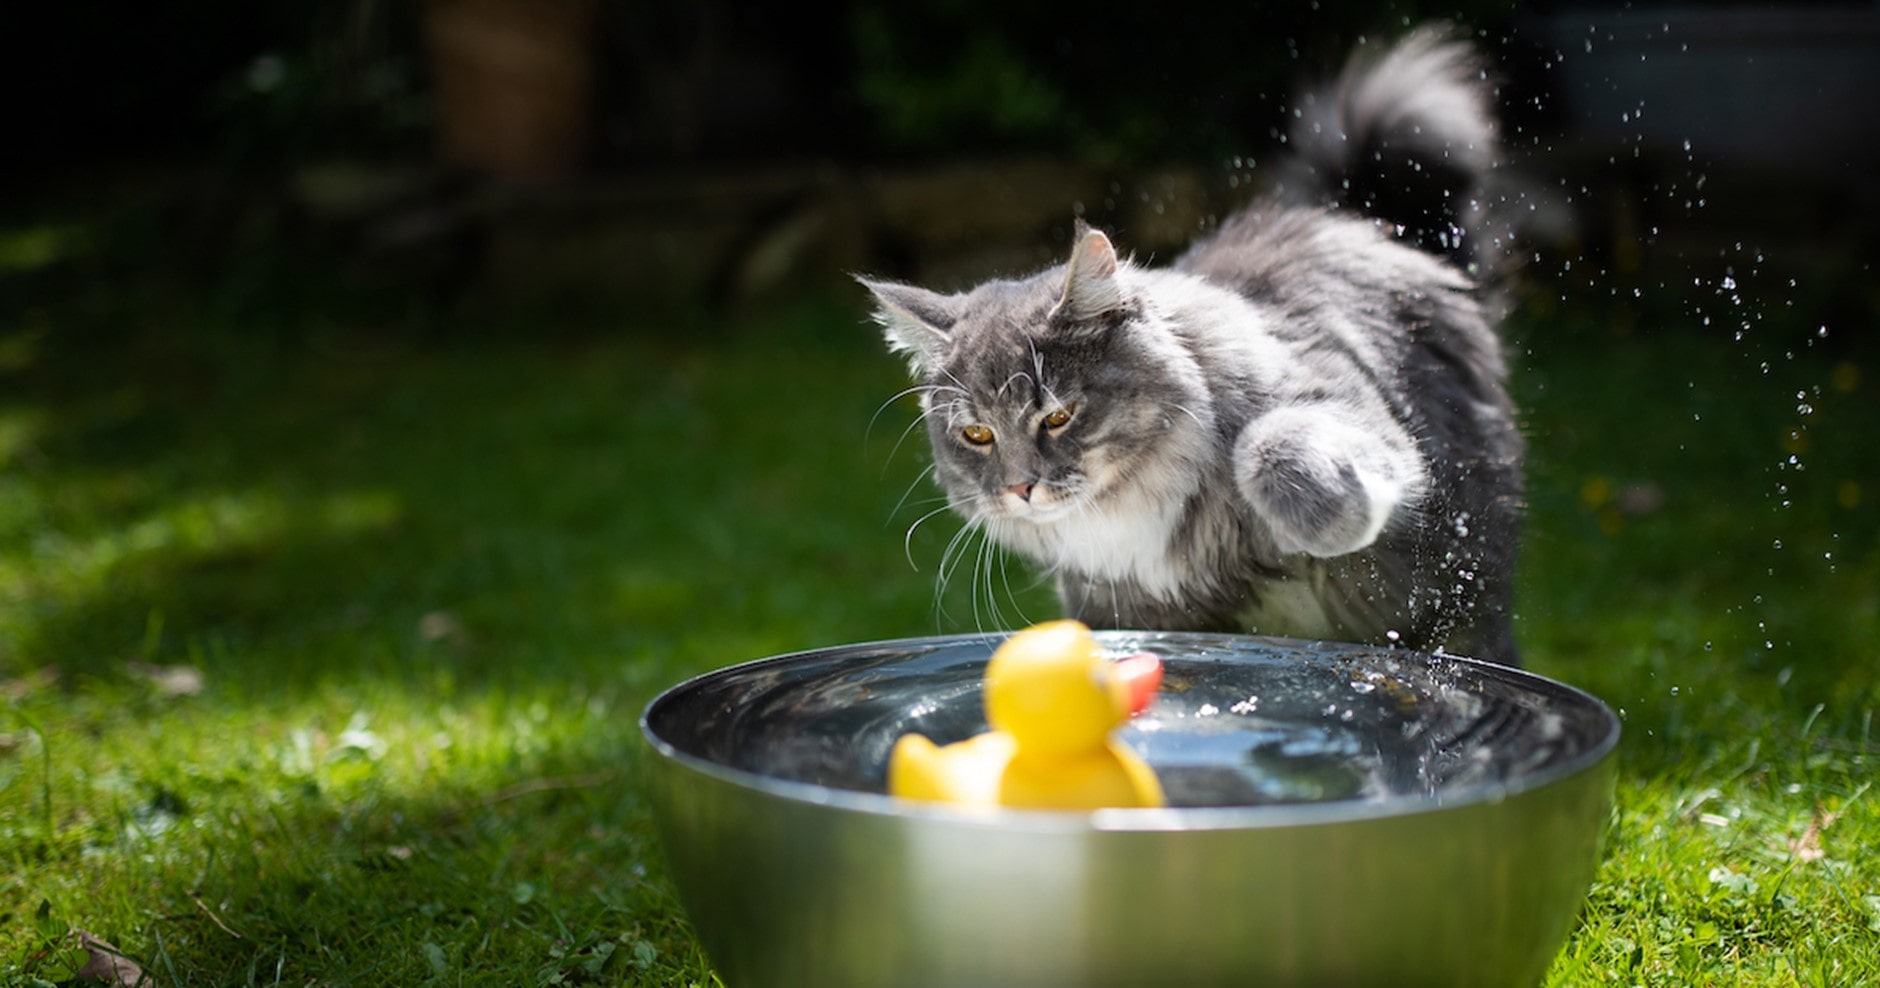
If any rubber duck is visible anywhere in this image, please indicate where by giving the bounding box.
[889,619,1166,809]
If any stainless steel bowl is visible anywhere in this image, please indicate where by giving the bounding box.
[641,632,1619,988]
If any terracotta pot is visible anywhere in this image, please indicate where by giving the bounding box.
[423,0,599,181]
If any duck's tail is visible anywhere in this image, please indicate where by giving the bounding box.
[886,733,949,803]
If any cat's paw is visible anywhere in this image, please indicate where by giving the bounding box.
[1234,408,1423,557]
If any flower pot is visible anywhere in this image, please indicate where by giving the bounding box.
[423,0,599,181]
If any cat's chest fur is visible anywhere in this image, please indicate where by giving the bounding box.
[997,465,1276,611]
[1002,490,1197,601]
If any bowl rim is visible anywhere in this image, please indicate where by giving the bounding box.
[638,630,1622,833]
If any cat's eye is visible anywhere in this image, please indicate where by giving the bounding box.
[961,424,995,445]
[1043,406,1074,430]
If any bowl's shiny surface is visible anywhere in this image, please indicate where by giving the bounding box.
[641,632,1619,988]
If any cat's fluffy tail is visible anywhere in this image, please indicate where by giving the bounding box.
[1276,25,1508,275]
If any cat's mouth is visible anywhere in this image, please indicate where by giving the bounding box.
[996,482,1084,521]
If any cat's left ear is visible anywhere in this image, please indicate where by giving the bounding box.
[1051,225,1126,323]
[856,276,958,376]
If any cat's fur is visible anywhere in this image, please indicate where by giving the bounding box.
[859,27,1525,664]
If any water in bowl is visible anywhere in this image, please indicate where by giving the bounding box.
[659,631,1595,809]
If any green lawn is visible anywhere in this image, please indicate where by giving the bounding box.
[3,230,1877,985]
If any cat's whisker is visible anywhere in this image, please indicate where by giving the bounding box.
[868,384,958,438]
[988,525,1015,632]
[1033,346,1068,414]
[971,527,994,633]
[880,413,934,475]
[920,518,975,632]
[902,502,962,572]
[933,506,988,598]
[865,387,923,443]
[975,518,1021,633]
[871,387,970,480]
[993,536,1037,628]
[928,395,973,433]
[887,464,942,524]
[892,489,949,517]
[1161,401,1207,430]
[996,368,1036,402]
[939,368,973,403]
[937,523,991,631]
[930,531,963,616]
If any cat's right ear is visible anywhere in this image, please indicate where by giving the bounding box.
[1052,227,1125,323]
[856,276,958,375]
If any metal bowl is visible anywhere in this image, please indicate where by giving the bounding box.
[640,631,1619,988]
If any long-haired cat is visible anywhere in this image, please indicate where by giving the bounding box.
[859,27,1525,664]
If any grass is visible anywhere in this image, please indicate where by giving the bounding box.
[2,211,1877,986]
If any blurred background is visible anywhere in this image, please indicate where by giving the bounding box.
[4,0,1875,325]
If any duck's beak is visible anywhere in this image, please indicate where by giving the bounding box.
[1113,653,1163,716]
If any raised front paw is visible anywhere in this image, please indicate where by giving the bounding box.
[1234,408,1423,558]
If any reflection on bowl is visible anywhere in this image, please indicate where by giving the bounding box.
[642,632,1619,988]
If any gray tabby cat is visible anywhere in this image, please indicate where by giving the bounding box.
[859,28,1525,664]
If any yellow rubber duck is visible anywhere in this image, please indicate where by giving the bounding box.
[888,620,1166,810]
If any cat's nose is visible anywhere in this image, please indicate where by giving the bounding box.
[1007,481,1035,502]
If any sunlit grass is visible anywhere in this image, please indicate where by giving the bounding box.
[1514,292,1880,986]
[2,269,1876,985]
[0,296,971,985]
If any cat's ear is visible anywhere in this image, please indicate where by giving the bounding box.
[856,276,957,375]
[1052,226,1126,323]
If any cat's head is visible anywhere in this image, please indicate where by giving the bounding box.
[859,227,1211,527]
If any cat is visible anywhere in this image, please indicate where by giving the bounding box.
[858,27,1525,665]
